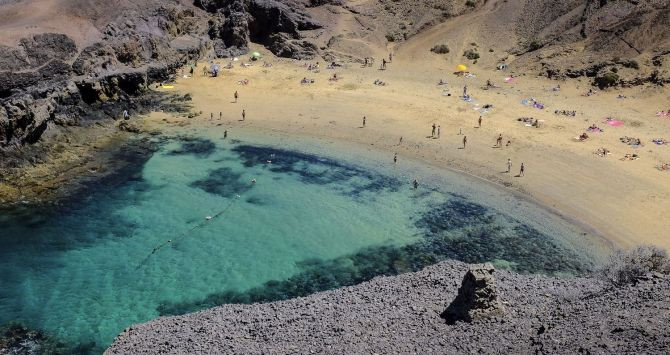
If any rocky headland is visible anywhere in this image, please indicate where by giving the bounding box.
[106,252,670,354]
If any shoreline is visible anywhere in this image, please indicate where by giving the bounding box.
[138,51,669,251]
[148,121,612,260]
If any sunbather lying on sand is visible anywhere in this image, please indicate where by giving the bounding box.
[374,79,387,86]
[621,153,639,161]
[237,79,250,85]
[652,138,668,145]
[587,124,603,133]
[555,110,576,117]
[301,77,315,84]
[620,136,642,146]
[577,133,590,141]
[657,163,670,171]
[595,148,610,157]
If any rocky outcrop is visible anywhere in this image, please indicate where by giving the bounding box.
[198,0,322,59]
[0,5,207,161]
[441,263,505,324]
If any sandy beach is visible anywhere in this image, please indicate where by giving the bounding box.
[144,40,670,252]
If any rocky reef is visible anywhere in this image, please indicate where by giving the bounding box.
[107,258,670,354]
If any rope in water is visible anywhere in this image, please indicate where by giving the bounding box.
[136,194,242,269]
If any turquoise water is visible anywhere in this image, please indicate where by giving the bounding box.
[0,130,599,353]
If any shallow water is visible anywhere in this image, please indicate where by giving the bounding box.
[0,129,602,353]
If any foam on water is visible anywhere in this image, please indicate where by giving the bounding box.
[0,128,605,353]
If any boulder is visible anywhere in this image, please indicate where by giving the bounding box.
[441,263,505,324]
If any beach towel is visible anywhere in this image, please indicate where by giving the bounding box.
[162,85,174,89]
[505,77,515,83]
[521,99,531,106]
[606,119,624,127]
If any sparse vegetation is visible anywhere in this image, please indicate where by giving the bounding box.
[599,246,670,286]
[385,34,395,42]
[465,0,476,7]
[622,60,639,70]
[594,72,619,89]
[528,40,542,52]
[431,44,450,54]
[463,49,479,60]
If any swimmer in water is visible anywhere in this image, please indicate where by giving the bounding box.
[251,178,257,184]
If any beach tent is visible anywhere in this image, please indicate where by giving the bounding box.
[251,52,262,61]
[456,64,468,72]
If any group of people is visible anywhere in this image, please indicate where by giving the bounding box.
[554,109,577,117]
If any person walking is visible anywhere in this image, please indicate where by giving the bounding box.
[242,109,246,121]
[399,136,403,145]
[437,125,441,138]
[363,116,366,127]
[431,123,436,137]
[413,179,418,189]
[393,153,397,164]
[224,130,228,139]
[519,163,525,177]
[463,85,468,97]
[496,134,503,148]
[234,91,239,103]
[462,135,467,149]
[478,116,482,128]
[506,158,512,173]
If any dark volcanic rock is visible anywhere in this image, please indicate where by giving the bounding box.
[199,0,322,58]
[441,263,505,324]
[0,5,206,160]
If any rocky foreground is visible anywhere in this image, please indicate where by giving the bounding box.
[107,260,670,354]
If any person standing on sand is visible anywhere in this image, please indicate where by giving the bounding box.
[463,135,467,149]
[478,116,482,128]
[413,179,418,189]
[234,91,239,103]
[496,134,503,148]
[437,125,441,138]
[393,153,397,164]
[519,163,525,177]
[382,59,387,69]
[224,130,228,139]
[431,123,436,137]
[219,112,222,119]
[399,136,403,145]
[389,53,393,63]
[363,116,366,127]
[123,110,130,120]
[463,85,468,97]
[507,158,512,173]
[242,109,246,121]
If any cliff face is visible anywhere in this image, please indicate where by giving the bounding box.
[105,260,670,354]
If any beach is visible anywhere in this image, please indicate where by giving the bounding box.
[143,42,670,252]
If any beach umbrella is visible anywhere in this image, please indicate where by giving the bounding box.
[252,52,261,58]
[457,64,468,72]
